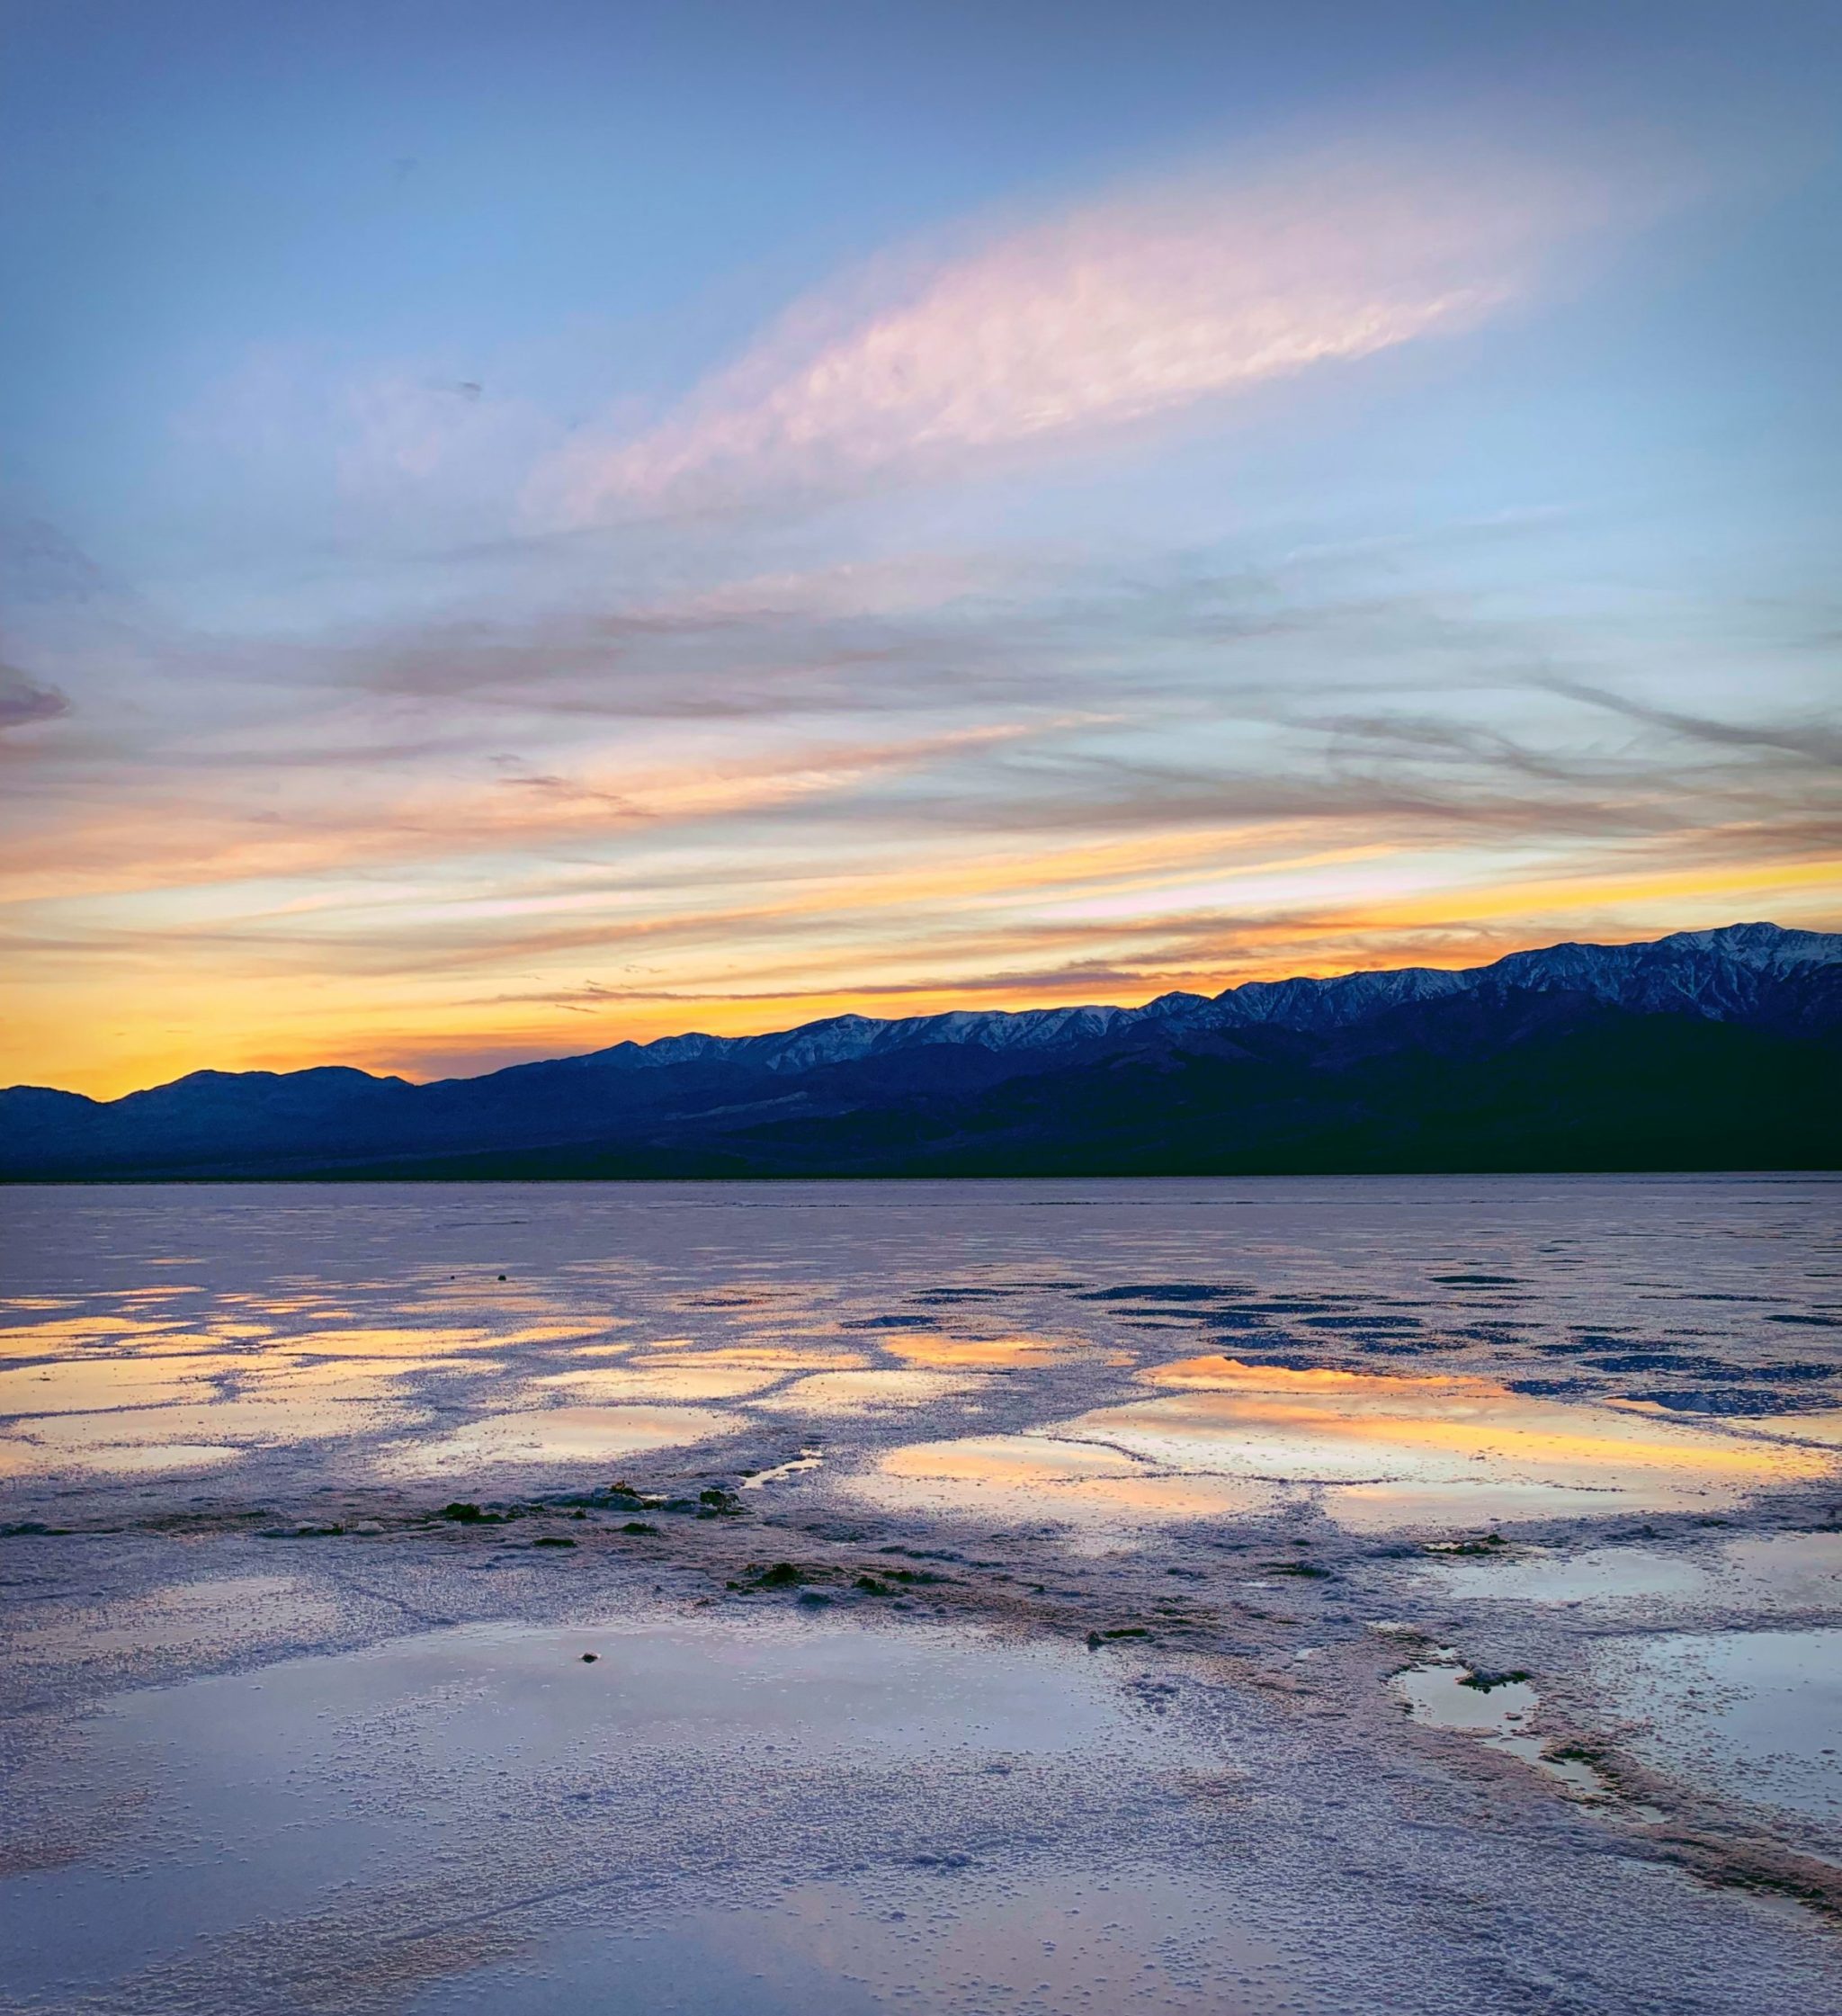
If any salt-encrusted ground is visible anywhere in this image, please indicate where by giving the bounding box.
[3,1176,1838,2013]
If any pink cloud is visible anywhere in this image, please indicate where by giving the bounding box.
[534,142,1644,524]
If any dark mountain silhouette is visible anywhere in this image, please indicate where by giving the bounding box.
[4,923,1837,1179]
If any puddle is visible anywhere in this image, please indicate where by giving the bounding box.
[407,1867,1312,2016]
[1715,1533,1842,1604]
[7,1573,347,1666]
[880,1333,1075,1369]
[475,1322,629,1349]
[1417,1531,1842,1611]
[0,1354,506,1473]
[854,1434,1283,1532]
[742,1448,826,1489]
[1058,1360,1835,1530]
[0,1357,227,1417]
[0,1434,243,1478]
[0,1316,184,1349]
[881,1436,1140,1484]
[638,1346,865,1370]
[1587,1628,1842,1829]
[254,1356,499,1395]
[537,1364,791,1402]
[1393,1660,1607,1799]
[0,1614,1241,2012]
[754,1370,986,1413]
[1728,1409,1842,1448]
[264,1327,506,1357]
[382,1402,742,1474]
[8,1393,416,1461]
[1322,1483,1654,1529]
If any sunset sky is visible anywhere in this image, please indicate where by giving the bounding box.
[3,0,1838,1098]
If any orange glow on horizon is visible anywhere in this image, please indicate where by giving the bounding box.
[6,775,1837,1098]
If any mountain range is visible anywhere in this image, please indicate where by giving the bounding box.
[4,922,1838,1179]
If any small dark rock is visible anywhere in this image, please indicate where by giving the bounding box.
[533,1536,577,1549]
[580,1653,599,1662]
[440,1501,489,1524]
[621,1521,658,1537]
[1459,1667,1531,1692]
[756,1562,808,1588]
[1432,1535,1507,1556]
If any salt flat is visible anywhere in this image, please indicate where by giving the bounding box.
[2,1176,1839,2013]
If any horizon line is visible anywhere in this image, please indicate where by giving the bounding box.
[14,917,1827,1107]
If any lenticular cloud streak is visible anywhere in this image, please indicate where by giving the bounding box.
[540,147,1626,520]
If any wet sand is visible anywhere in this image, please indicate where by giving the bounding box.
[2,1175,1839,2013]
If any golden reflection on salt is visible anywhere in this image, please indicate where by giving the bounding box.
[881,1436,1140,1483]
[384,1403,740,1474]
[881,1332,1074,1369]
[252,1356,501,1397]
[755,1369,985,1413]
[638,1345,867,1370]
[537,1364,789,1402]
[22,1393,407,1449]
[0,1438,243,1479]
[0,1357,225,1417]
[484,1322,624,1348]
[855,1434,1279,1530]
[268,1326,503,1357]
[1059,1357,1838,1528]
[1143,1357,1464,1393]
[1613,1402,1842,1451]
[0,1315,183,1350]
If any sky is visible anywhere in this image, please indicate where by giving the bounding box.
[2,0,1838,1098]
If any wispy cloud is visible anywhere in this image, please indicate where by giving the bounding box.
[534,141,1644,523]
[5,109,1827,1102]
[0,661,67,732]
[1538,675,1842,766]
